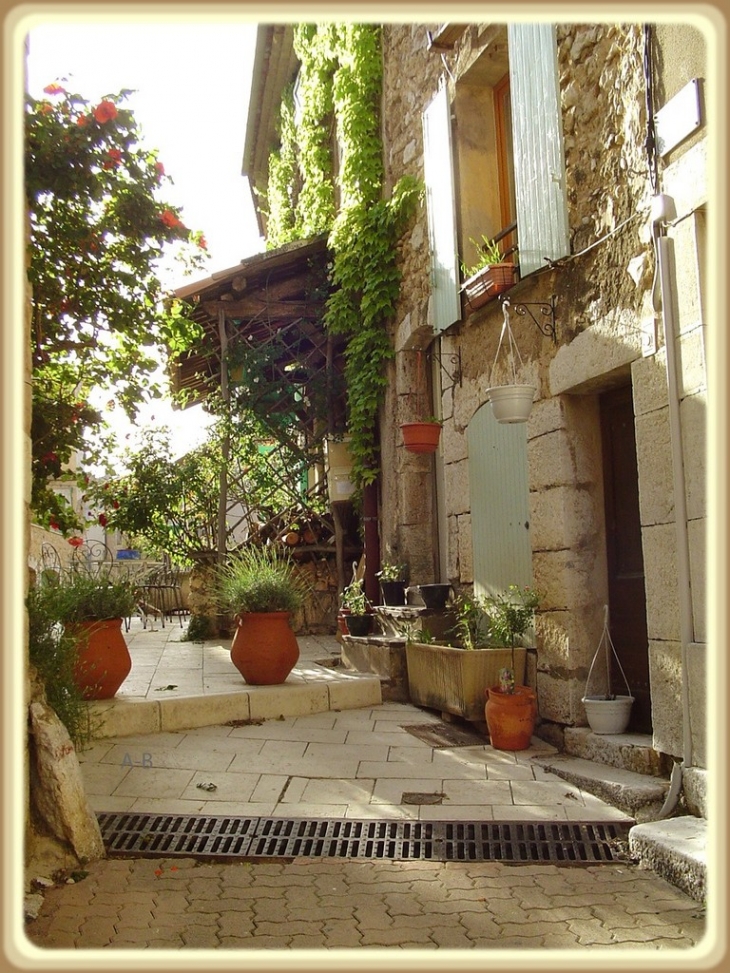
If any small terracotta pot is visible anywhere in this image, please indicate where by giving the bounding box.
[401,422,441,453]
[231,611,300,685]
[485,684,537,750]
[71,618,131,700]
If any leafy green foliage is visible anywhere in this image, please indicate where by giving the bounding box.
[216,546,309,615]
[340,577,369,615]
[26,84,206,530]
[265,25,424,486]
[27,583,93,748]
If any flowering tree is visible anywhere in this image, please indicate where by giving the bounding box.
[26,84,206,531]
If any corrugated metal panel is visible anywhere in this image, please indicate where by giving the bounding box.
[508,23,570,276]
[468,403,532,595]
[423,84,461,332]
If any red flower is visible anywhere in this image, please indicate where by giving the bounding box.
[98,513,108,527]
[113,500,120,509]
[39,103,53,115]
[93,101,117,124]
[43,83,66,95]
[49,521,60,531]
[102,148,123,169]
[76,115,89,127]
[160,209,183,230]
[155,161,165,177]
[198,235,208,251]
[68,536,84,548]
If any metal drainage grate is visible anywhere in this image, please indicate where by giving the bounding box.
[97,814,631,865]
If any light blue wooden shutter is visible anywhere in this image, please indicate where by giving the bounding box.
[508,23,570,276]
[422,83,461,332]
[468,403,532,596]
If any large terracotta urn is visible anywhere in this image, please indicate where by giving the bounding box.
[71,618,132,700]
[230,611,300,685]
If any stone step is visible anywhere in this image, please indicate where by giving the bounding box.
[564,726,668,777]
[85,670,382,739]
[533,753,670,823]
[628,816,707,903]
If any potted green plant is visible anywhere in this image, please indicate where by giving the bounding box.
[40,569,138,700]
[217,545,309,685]
[376,561,409,605]
[405,592,526,727]
[341,577,372,636]
[483,584,542,750]
[461,235,517,311]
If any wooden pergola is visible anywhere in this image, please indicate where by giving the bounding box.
[171,236,360,589]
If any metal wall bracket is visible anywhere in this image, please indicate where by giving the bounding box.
[431,348,462,386]
[501,295,557,344]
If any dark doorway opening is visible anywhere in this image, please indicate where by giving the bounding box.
[599,385,652,733]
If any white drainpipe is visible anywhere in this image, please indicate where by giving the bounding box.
[651,193,695,816]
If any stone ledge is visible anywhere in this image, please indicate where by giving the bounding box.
[628,816,707,903]
[564,727,668,776]
[532,754,669,823]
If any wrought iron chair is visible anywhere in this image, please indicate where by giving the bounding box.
[70,539,115,578]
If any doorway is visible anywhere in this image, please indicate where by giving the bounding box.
[599,385,651,732]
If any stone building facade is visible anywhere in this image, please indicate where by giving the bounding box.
[377,21,709,791]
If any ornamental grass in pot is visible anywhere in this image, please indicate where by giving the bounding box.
[217,545,309,685]
[39,569,138,699]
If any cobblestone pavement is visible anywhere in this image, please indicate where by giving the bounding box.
[23,854,707,956]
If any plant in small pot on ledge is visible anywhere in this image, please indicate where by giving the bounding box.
[461,235,517,312]
[217,545,309,685]
[41,569,138,700]
[483,584,542,750]
[376,561,409,606]
[341,577,373,637]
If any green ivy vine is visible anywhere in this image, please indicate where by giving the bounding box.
[266,23,422,486]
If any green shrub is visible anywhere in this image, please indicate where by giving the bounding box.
[41,570,138,623]
[27,585,93,749]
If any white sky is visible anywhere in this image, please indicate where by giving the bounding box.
[24,16,267,459]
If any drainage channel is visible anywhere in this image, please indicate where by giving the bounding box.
[97,813,632,865]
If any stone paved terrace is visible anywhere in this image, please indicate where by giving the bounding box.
[20,618,714,959]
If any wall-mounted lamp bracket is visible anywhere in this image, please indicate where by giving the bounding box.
[501,295,557,344]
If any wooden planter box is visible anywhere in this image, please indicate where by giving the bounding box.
[462,263,516,312]
[405,641,526,723]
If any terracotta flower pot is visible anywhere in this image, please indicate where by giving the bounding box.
[463,263,517,311]
[71,618,132,700]
[230,611,300,685]
[401,422,441,453]
[485,684,537,750]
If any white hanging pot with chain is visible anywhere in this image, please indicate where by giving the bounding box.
[582,605,634,734]
[486,300,536,424]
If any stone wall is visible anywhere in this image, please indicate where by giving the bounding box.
[379,22,707,762]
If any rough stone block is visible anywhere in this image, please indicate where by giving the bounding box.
[688,519,706,642]
[631,350,669,417]
[642,525,680,641]
[635,409,674,526]
[647,638,683,758]
[529,485,601,552]
[443,459,470,516]
[628,817,706,902]
[29,700,105,863]
[686,641,707,768]
[680,392,706,519]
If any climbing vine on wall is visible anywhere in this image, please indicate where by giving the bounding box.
[266,23,422,487]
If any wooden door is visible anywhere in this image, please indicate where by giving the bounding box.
[600,385,651,732]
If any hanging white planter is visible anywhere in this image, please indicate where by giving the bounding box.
[486,385,536,423]
[582,605,634,734]
[487,300,535,425]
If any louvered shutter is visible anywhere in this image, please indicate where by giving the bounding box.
[508,23,570,276]
[468,403,532,596]
[422,84,461,332]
